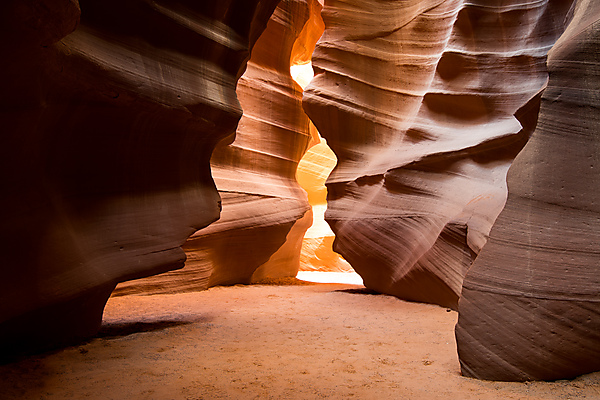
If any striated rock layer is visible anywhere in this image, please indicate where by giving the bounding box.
[303,0,573,309]
[114,0,322,296]
[0,0,279,355]
[456,0,600,381]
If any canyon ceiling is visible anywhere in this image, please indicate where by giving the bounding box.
[1,0,598,382]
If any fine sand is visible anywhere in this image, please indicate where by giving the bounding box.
[1,278,599,399]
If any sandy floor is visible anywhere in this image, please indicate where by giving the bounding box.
[2,280,599,399]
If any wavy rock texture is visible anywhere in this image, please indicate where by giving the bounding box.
[0,0,279,355]
[303,0,574,309]
[114,0,322,296]
[456,0,600,381]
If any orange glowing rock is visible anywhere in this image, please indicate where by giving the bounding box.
[296,138,337,205]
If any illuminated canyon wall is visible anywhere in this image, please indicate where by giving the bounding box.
[0,0,280,354]
[303,0,575,310]
[294,62,353,273]
[114,0,323,296]
[296,137,355,273]
[456,0,600,381]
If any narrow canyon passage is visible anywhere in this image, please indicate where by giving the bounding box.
[1,0,599,389]
[2,283,599,399]
[291,60,363,285]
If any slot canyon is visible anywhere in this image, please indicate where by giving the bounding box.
[0,0,599,398]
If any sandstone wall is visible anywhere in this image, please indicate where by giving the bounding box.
[303,0,574,309]
[456,0,600,381]
[0,0,279,355]
[114,0,322,295]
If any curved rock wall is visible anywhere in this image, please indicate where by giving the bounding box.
[0,0,279,355]
[456,0,600,381]
[303,0,574,309]
[113,0,322,295]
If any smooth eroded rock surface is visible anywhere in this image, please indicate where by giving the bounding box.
[113,0,322,296]
[0,0,279,355]
[456,0,600,381]
[303,0,573,309]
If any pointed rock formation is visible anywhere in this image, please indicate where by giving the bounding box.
[303,0,573,309]
[456,0,600,381]
[0,0,279,355]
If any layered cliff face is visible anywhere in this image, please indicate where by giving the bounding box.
[456,0,600,381]
[114,0,323,295]
[0,0,279,354]
[303,0,574,309]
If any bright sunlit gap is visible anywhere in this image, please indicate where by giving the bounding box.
[290,62,314,90]
[291,62,364,286]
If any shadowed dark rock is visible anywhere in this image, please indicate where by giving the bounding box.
[0,0,279,355]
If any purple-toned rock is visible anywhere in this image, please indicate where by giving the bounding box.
[456,0,600,381]
[303,0,573,309]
